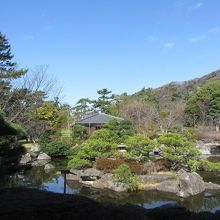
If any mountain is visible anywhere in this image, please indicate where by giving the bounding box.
[131,69,220,108]
[112,69,220,135]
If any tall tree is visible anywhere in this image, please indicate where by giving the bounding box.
[94,88,115,113]
[73,98,93,120]
[185,80,220,130]
[0,32,27,79]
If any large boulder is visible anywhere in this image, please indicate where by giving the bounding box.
[80,168,104,181]
[37,153,51,160]
[140,173,179,194]
[97,173,128,192]
[66,174,82,181]
[20,153,32,165]
[156,180,179,194]
[139,170,219,198]
[140,173,176,183]
[177,170,206,198]
[81,174,128,192]
[205,182,220,191]
[70,169,83,176]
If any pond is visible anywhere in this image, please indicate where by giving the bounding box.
[1,157,220,213]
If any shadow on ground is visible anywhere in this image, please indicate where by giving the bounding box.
[0,187,220,220]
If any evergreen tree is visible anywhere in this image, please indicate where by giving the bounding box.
[0,32,27,79]
[73,98,93,120]
[185,80,220,129]
[94,88,115,113]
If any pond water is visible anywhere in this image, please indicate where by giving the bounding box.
[1,157,220,213]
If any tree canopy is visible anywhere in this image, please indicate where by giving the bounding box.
[0,32,27,79]
[185,80,220,127]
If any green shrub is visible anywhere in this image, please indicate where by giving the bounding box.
[199,160,220,171]
[41,141,72,157]
[103,118,135,138]
[39,129,56,147]
[86,138,118,158]
[71,124,88,144]
[68,144,82,158]
[68,129,119,163]
[157,132,200,171]
[112,164,138,191]
[89,129,119,143]
[68,157,92,169]
[124,135,156,162]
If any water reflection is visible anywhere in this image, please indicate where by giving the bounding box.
[1,158,220,213]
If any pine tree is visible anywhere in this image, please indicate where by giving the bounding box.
[94,88,115,113]
[0,32,27,79]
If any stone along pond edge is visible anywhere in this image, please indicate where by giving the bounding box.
[66,168,220,198]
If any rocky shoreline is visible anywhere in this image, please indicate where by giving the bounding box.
[19,145,220,199]
[67,168,220,198]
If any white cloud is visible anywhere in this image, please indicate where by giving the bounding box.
[189,34,206,43]
[163,42,175,49]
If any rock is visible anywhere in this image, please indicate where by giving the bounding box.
[68,169,83,181]
[140,183,158,191]
[83,173,128,192]
[107,179,127,192]
[70,169,83,176]
[29,152,38,158]
[32,159,50,167]
[80,168,104,181]
[177,170,205,198]
[20,153,32,165]
[66,174,82,181]
[30,145,40,153]
[37,153,51,160]
[92,180,106,189]
[205,143,220,154]
[82,168,104,178]
[139,171,220,198]
[156,180,179,194]
[196,141,211,155]
[140,173,176,183]
[97,174,127,192]
[140,173,178,194]
[44,163,55,172]
[205,182,220,191]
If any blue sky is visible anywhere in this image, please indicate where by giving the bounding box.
[0,0,220,105]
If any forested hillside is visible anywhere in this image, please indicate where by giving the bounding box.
[108,70,220,137]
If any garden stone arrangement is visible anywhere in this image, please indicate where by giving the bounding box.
[66,168,220,198]
[19,148,55,171]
